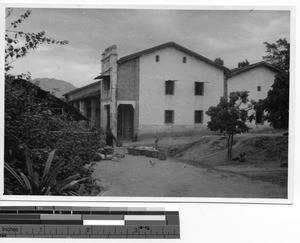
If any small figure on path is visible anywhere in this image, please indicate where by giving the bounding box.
[154,138,159,149]
[150,160,156,167]
[106,128,117,147]
[233,152,246,162]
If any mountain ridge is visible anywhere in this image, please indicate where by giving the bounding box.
[32,78,77,99]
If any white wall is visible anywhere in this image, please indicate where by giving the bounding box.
[138,47,224,133]
[227,66,276,102]
[227,66,277,128]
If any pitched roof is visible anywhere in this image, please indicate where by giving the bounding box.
[227,61,283,78]
[64,81,101,97]
[9,78,88,121]
[117,41,229,71]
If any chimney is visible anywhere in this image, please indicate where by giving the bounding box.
[101,45,118,75]
[100,45,118,135]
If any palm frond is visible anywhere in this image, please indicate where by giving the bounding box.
[19,171,32,194]
[24,147,34,181]
[4,163,27,190]
[60,177,89,191]
[42,149,56,181]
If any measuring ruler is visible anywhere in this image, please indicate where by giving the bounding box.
[0,206,180,238]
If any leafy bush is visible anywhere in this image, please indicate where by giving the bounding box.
[5,78,105,195]
[5,149,89,195]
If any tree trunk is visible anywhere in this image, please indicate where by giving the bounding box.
[226,135,231,160]
[226,133,234,161]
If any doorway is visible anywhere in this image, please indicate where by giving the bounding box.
[117,104,134,140]
[105,105,110,130]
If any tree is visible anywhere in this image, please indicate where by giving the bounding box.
[238,59,250,68]
[214,57,224,66]
[206,91,252,160]
[261,38,290,129]
[4,9,104,195]
[5,9,68,76]
[263,38,289,72]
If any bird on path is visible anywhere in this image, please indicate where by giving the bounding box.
[150,160,156,167]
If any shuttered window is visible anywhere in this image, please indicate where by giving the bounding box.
[195,82,204,95]
[165,80,175,95]
[165,110,174,124]
[195,110,204,124]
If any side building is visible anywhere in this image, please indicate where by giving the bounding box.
[227,61,282,128]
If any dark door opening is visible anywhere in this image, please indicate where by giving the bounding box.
[105,105,110,130]
[117,104,134,140]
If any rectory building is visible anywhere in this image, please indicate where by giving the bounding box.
[64,42,282,139]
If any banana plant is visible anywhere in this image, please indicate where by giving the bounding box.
[4,149,88,195]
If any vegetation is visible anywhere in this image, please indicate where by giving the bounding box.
[5,149,89,195]
[214,57,224,66]
[4,9,105,195]
[5,9,68,76]
[262,38,290,129]
[206,91,252,160]
[237,59,250,68]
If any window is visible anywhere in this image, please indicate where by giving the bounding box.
[255,110,264,124]
[257,86,261,91]
[103,79,110,91]
[155,55,160,62]
[165,80,175,95]
[183,57,187,63]
[195,110,204,124]
[195,82,204,95]
[165,110,174,124]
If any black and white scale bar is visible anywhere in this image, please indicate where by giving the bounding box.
[0,225,180,238]
[0,207,180,239]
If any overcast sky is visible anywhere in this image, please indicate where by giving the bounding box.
[6,8,290,87]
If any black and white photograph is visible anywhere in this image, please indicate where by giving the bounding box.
[3,6,291,200]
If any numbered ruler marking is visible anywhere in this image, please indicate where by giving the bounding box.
[0,206,180,239]
[0,225,180,238]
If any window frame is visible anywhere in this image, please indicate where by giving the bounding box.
[103,79,110,91]
[165,80,175,95]
[155,55,160,62]
[255,110,264,124]
[194,110,204,124]
[183,57,187,63]
[165,110,174,124]
[257,86,261,91]
[195,82,204,96]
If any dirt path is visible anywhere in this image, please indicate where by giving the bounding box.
[92,154,287,198]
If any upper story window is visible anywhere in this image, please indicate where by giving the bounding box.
[195,82,204,96]
[155,55,160,62]
[183,57,187,63]
[103,79,110,91]
[165,80,175,95]
[257,86,261,91]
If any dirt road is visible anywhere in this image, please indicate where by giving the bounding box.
[92,154,287,198]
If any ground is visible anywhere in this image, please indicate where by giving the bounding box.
[91,131,288,198]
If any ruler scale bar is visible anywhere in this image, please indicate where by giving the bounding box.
[0,207,180,239]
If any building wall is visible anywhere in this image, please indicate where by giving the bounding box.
[117,58,140,135]
[227,66,276,101]
[65,82,100,102]
[138,47,224,134]
[227,66,277,128]
[100,45,118,133]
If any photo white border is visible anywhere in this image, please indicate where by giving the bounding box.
[0,1,295,205]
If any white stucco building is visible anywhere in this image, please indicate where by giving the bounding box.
[227,61,282,127]
[64,42,282,139]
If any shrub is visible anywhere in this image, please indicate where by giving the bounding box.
[5,78,105,195]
